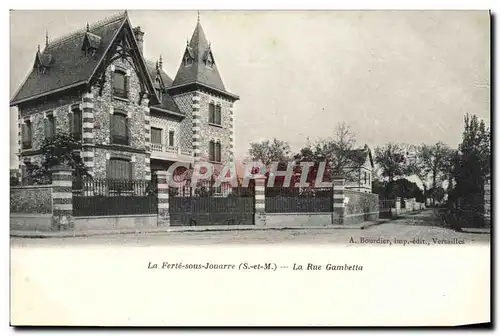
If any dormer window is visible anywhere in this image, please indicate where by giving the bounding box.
[206,58,213,68]
[183,53,193,66]
[82,31,101,57]
[34,50,54,74]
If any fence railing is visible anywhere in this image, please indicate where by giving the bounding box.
[73,178,157,196]
[169,180,252,197]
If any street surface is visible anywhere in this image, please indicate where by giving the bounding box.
[11,210,490,247]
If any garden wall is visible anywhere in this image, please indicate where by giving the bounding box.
[344,190,379,224]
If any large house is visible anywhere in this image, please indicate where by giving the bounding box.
[10,11,238,182]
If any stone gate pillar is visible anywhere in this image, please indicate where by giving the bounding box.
[254,176,266,226]
[156,170,170,226]
[51,165,74,231]
[332,177,345,225]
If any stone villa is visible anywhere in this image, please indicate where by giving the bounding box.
[10,11,238,182]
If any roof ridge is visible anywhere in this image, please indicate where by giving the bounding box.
[45,11,126,50]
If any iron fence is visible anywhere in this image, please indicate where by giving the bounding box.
[72,178,158,216]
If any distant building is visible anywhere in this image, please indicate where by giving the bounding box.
[344,145,374,193]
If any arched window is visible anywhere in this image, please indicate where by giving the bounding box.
[22,120,32,150]
[112,69,128,99]
[44,112,55,140]
[110,110,129,146]
[70,106,82,141]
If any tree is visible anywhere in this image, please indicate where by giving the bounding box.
[374,143,412,182]
[294,122,364,183]
[451,113,490,211]
[25,132,90,185]
[413,142,453,205]
[248,138,292,167]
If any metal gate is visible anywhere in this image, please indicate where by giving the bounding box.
[168,181,255,226]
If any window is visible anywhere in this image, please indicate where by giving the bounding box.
[183,54,193,66]
[70,108,82,141]
[209,103,215,123]
[364,172,367,185]
[168,130,175,147]
[215,105,221,125]
[110,112,129,146]
[209,140,221,162]
[44,114,55,140]
[108,158,132,180]
[21,121,32,149]
[209,103,222,126]
[112,70,128,99]
[151,127,162,144]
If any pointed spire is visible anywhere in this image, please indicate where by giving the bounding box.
[172,17,227,92]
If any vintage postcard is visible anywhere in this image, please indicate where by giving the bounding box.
[9,9,491,327]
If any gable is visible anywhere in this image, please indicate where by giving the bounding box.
[11,12,159,107]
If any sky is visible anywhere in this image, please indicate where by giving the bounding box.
[9,10,490,170]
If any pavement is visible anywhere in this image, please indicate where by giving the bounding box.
[10,218,388,238]
[10,210,490,246]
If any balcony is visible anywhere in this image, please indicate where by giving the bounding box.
[150,143,193,163]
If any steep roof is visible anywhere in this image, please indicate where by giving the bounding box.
[349,145,374,168]
[145,59,183,116]
[171,21,228,93]
[11,12,127,105]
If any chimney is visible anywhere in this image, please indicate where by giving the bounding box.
[133,26,144,54]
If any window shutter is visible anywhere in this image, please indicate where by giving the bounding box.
[68,113,74,136]
[130,161,135,180]
[106,160,111,179]
[44,118,49,139]
[125,75,129,98]
[126,118,131,146]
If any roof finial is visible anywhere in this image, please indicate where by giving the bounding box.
[86,22,90,32]
[159,54,163,69]
[197,10,200,23]
[155,60,159,70]
[45,31,49,48]
[186,38,189,45]
[37,44,40,53]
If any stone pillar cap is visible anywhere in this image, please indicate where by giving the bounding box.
[49,164,73,172]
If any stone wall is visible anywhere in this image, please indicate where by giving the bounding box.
[344,189,379,224]
[173,92,194,154]
[90,57,150,179]
[10,185,52,214]
[198,91,232,163]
